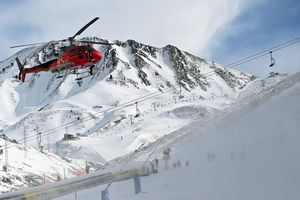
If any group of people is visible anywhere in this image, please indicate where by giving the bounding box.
[173,160,189,169]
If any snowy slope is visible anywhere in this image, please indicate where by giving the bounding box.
[0,38,255,165]
[54,71,300,200]
[0,135,88,193]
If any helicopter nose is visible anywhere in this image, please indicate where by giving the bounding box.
[92,51,102,63]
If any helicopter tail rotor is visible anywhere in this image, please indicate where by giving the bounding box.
[15,57,25,81]
[15,57,24,71]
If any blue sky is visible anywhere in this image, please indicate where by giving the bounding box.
[208,0,300,76]
[0,0,299,77]
[0,0,23,10]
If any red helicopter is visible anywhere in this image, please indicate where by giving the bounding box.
[11,17,112,83]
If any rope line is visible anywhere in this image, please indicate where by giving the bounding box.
[4,35,300,149]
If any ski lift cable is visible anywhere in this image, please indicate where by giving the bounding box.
[5,44,298,149]
[272,39,300,52]
[2,67,233,149]
[5,36,300,149]
[202,36,300,77]
[5,86,177,149]
[11,87,171,143]
[229,39,300,68]
[188,37,300,80]
[11,81,184,147]
[5,46,297,149]
[224,36,300,68]
[225,39,300,69]
[4,36,300,194]
[29,58,300,145]
[7,80,187,150]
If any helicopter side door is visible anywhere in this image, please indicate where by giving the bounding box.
[68,48,78,64]
[68,47,89,67]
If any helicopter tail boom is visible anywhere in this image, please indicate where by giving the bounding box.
[15,57,58,82]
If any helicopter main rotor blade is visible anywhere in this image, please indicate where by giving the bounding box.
[71,17,100,40]
[10,17,101,49]
[10,42,48,49]
[10,39,71,49]
[79,40,114,45]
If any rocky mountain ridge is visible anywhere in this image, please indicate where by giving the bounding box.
[0,37,254,165]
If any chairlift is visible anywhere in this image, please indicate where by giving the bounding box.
[269,51,275,67]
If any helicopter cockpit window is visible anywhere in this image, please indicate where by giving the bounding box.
[77,48,84,59]
[69,49,76,57]
[84,46,95,52]
[77,48,83,54]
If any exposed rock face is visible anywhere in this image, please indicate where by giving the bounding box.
[163,45,209,91]
[3,37,253,94]
[0,37,257,193]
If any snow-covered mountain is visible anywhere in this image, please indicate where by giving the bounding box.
[0,38,256,192]
[0,134,90,193]
[0,38,253,146]
[52,71,300,200]
[2,68,294,199]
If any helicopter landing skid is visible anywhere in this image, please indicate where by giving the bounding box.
[75,74,94,81]
[75,72,96,86]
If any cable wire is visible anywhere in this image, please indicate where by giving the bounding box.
[5,35,300,149]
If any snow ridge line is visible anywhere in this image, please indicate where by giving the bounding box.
[237,71,300,111]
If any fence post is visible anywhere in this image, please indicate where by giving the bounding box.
[75,191,77,200]
[134,174,141,194]
[101,190,109,200]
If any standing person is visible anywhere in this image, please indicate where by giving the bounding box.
[57,173,62,181]
[177,160,182,168]
[173,163,177,169]
[185,160,189,166]
[163,148,171,169]
[155,158,159,168]
[85,161,90,174]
